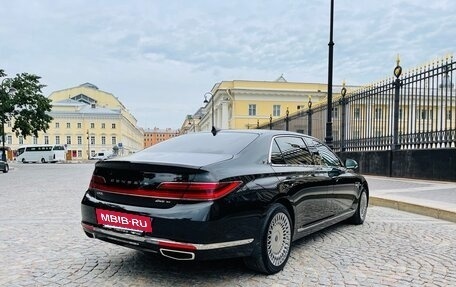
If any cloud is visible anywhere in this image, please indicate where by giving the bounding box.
[1,0,455,128]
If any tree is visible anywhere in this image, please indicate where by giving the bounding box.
[1,69,53,161]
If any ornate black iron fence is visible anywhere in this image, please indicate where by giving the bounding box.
[260,56,456,152]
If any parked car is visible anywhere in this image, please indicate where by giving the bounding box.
[81,130,368,274]
[90,152,112,161]
[1,160,9,173]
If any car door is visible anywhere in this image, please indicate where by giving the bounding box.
[305,137,358,215]
[270,136,333,229]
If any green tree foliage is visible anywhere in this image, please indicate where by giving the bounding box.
[1,69,53,139]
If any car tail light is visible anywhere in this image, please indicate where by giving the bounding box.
[89,174,242,201]
[156,181,242,200]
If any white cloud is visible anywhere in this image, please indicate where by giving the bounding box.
[1,0,455,128]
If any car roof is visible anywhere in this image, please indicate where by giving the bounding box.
[206,129,309,136]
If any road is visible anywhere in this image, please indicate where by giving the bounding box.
[1,163,455,286]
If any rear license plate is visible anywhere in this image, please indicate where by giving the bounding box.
[96,209,152,233]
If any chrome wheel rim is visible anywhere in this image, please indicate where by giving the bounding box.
[267,212,291,266]
[359,191,368,221]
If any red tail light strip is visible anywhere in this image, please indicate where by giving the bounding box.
[89,175,242,201]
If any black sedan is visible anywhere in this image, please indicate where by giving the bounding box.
[1,160,9,173]
[81,130,368,274]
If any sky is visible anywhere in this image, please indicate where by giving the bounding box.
[1,0,455,129]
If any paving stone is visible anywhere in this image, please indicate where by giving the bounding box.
[1,163,456,286]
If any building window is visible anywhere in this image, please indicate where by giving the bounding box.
[248,104,256,116]
[19,136,24,145]
[77,136,82,145]
[101,123,106,129]
[90,136,95,145]
[77,122,82,129]
[90,123,95,129]
[33,136,38,145]
[66,136,71,145]
[77,150,82,158]
[55,136,60,145]
[446,109,452,121]
[55,122,60,128]
[273,105,281,117]
[7,135,12,144]
[101,136,106,145]
[7,121,12,128]
[112,136,117,145]
[354,107,360,119]
[332,107,339,118]
[353,130,360,139]
[375,108,382,120]
[112,123,116,129]
[66,123,71,128]
[418,109,433,120]
[44,136,49,145]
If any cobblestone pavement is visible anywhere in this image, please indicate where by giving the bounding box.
[1,164,456,286]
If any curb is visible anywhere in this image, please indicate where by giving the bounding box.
[370,197,456,223]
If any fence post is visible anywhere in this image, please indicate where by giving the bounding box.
[340,83,347,151]
[392,56,402,150]
[269,114,272,130]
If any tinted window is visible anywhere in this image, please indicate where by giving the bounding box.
[146,132,259,155]
[273,137,313,165]
[270,140,286,164]
[304,137,341,167]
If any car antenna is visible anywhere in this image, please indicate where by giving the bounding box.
[211,126,219,136]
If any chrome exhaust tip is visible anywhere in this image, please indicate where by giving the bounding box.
[159,248,195,261]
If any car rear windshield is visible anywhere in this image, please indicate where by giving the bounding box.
[145,132,259,155]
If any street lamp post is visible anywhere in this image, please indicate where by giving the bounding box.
[285,107,289,131]
[86,130,90,160]
[307,96,313,136]
[0,78,17,161]
[325,0,335,148]
[203,92,217,135]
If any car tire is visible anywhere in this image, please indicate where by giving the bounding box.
[21,158,26,163]
[350,187,368,225]
[41,158,46,163]
[3,164,8,173]
[244,203,292,274]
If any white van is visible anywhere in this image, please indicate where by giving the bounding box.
[91,151,112,161]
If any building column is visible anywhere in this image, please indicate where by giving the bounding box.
[221,101,229,129]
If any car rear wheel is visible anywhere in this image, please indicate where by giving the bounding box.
[244,204,292,274]
[41,158,46,163]
[350,187,368,225]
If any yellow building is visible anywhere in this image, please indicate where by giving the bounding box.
[4,83,144,160]
[198,76,336,131]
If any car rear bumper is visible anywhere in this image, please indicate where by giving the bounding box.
[82,222,255,260]
[81,194,264,261]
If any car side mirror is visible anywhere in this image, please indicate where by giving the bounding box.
[345,159,358,170]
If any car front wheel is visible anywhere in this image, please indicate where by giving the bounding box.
[3,165,8,173]
[244,203,292,274]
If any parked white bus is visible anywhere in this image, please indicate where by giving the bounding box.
[16,145,66,163]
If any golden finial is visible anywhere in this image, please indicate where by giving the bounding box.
[396,54,400,66]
